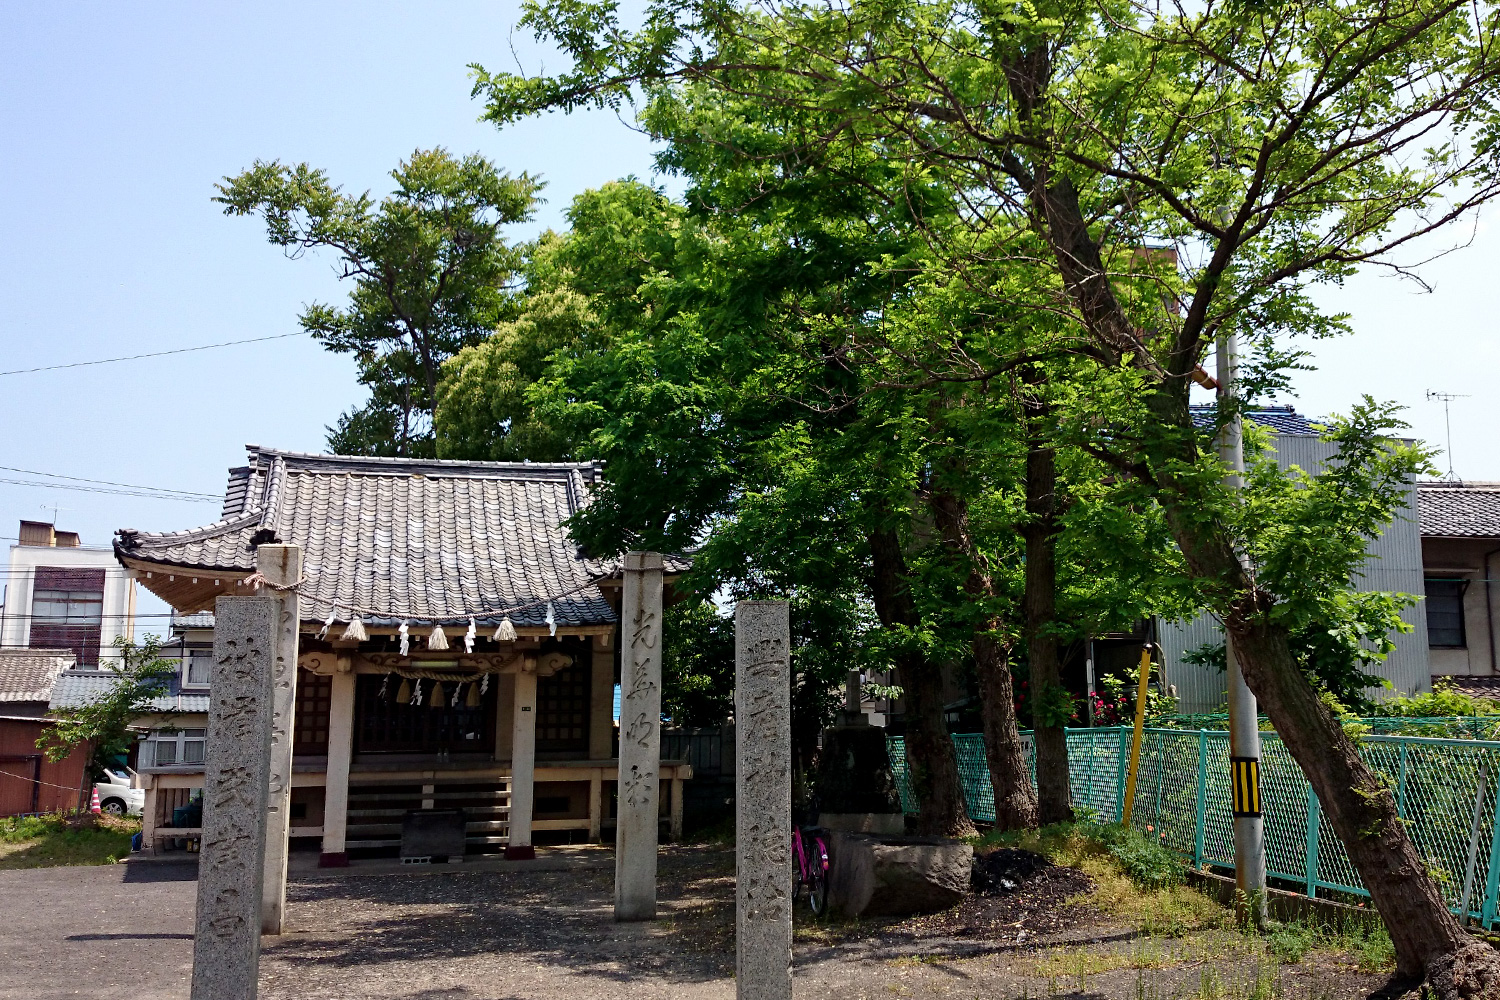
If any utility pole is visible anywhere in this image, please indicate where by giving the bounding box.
[1216,333,1267,924]
[1426,389,1469,482]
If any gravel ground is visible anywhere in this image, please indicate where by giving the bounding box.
[0,844,1412,1000]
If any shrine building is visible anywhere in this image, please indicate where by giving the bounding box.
[112,446,690,864]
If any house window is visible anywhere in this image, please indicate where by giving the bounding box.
[184,649,213,687]
[1426,578,1468,648]
[29,567,105,666]
[148,729,206,767]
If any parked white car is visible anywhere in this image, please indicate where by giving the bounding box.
[94,769,144,817]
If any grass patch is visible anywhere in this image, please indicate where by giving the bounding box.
[1265,918,1395,972]
[0,813,138,870]
[982,822,1225,936]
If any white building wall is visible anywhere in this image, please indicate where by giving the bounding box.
[1159,434,1430,713]
[0,542,134,663]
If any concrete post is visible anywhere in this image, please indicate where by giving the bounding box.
[191,595,276,1000]
[734,600,792,1000]
[1217,333,1267,924]
[319,667,356,866]
[256,544,301,935]
[507,663,538,860]
[614,550,663,921]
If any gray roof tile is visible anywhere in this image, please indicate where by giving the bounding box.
[0,650,75,702]
[115,447,656,627]
[48,670,209,713]
[1418,482,1500,538]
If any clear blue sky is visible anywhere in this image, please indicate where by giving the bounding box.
[1,3,1494,630]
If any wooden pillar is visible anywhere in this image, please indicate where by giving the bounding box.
[588,772,604,841]
[319,665,356,866]
[141,781,159,852]
[506,663,538,860]
[615,551,664,921]
[258,544,301,936]
[670,775,685,842]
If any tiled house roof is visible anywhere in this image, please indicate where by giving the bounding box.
[116,447,638,628]
[0,650,75,703]
[48,670,210,713]
[1417,481,1500,538]
[1189,405,1321,436]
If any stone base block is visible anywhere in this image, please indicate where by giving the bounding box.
[504,845,536,861]
[828,831,972,918]
[818,812,906,836]
[317,852,349,868]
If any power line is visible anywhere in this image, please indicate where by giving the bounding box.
[0,478,219,503]
[0,331,310,377]
[0,466,219,500]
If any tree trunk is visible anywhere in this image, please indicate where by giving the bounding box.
[1021,394,1072,826]
[866,523,976,839]
[927,485,1038,831]
[1151,418,1500,992]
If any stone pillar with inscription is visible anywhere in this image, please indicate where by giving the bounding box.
[614,550,664,921]
[191,595,277,1000]
[257,544,301,934]
[735,600,792,1000]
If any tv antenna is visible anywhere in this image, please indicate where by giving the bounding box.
[1427,390,1470,481]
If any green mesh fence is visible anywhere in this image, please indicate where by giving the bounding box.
[888,727,1500,928]
[1160,714,1500,740]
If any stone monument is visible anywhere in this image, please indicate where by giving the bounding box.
[191,595,277,1000]
[258,544,301,934]
[614,550,664,921]
[735,600,792,1000]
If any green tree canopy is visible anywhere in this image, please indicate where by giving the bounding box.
[217,148,541,456]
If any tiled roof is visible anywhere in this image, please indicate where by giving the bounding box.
[48,670,209,713]
[171,611,215,629]
[115,447,633,627]
[1417,481,1500,538]
[0,650,75,702]
[1189,405,1320,436]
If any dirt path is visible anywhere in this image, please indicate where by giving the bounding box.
[0,844,1412,1000]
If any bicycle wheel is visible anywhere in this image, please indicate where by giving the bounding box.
[807,864,828,917]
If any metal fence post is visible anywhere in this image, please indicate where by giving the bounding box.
[1194,730,1208,869]
[1305,789,1322,899]
[1115,727,1129,824]
[1396,742,1410,818]
[1481,755,1500,928]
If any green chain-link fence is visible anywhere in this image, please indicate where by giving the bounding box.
[887,727,1500,928]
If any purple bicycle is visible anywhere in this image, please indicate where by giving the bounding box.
[791,826,830,917]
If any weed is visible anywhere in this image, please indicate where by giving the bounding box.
[1262,917,1395,973]
[983,821,1223,935]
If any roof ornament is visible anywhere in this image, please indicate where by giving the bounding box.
[341,617,368,643]
[464,618,477,654]
[399,621,411,657]
[427,625,449,651]
[545,601,557,637]
[495,617,517,642]
[317,609,336,641]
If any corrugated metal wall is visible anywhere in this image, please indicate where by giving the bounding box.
[1160,435,1431,713]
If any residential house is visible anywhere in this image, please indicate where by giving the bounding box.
[113,446,692,863]
[0,649,89,815]
[1416,480,1500,696]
